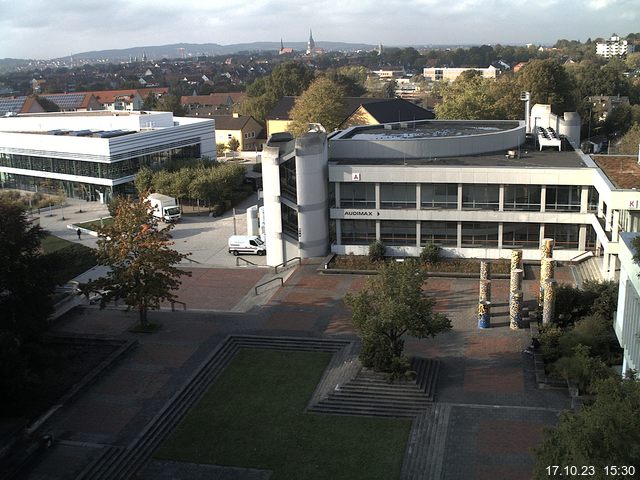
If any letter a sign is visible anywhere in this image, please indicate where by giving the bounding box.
[352,173,361,181]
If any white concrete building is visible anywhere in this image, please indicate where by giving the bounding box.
[260,105,640,280]
[422,66,499,82]
[614,233,640,374]
[596,34,634,58]
[0,111,215,202]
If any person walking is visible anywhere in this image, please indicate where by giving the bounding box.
[77,228,82,240]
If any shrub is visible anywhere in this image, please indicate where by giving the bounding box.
[42,243,97,285]
[420,243,442,264]
[552,344,614,394]
[368,240,386,262]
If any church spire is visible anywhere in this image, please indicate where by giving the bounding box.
[307,29,315,54]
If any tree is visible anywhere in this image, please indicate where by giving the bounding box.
[0,203,54,413]
[0,203,53,342]
[227,136,240,152]
[345,260,451,374]
[618,124,640,154]
[85,197,191,326]
[289,77,346,135]
[216,142,226,156]
[154,94,186,116]
[518,59,577,113]
[533,377,640,479]
[436,71,501,120]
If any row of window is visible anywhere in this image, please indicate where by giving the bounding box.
[0,144,201,180]
[339,220,595,250]
[336,183,599,213]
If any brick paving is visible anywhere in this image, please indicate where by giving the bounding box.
[26,262,575,480]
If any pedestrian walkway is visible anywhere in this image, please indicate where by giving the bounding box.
[23,262,574,480]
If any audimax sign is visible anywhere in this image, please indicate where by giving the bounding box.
[344,210,380,216]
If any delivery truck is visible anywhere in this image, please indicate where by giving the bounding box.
[146,193,181,222]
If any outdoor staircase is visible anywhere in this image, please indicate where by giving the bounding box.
[308,358,439,418]
[571,255,603,287]
[75,335,350,480]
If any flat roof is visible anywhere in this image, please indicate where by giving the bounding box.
[341,120,519,140]
[593,155,640,189]
[330,138,588,169]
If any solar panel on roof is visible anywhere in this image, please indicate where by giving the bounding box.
[42,93,86,110]
[0,97,26,115]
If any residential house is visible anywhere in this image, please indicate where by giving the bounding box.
[210,113,263,151]
[181,93,247,116]
[265,97,435,137]
[423,65,499,82]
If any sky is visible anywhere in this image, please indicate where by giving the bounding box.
[0,0,638,59]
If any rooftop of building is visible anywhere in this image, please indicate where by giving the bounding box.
[329,137,588,169]
[592,155,640,189]
[336,120,519,140]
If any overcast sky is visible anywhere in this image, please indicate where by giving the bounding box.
[0,0,637,59]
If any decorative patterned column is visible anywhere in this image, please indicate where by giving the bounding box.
[478,300,491,329]
[509,268,523,302]
[538,258,555,307]
[541,238,554,259]
[510,291,524,329]
[480,261,492,280]
[510,249,523,272]
[542,279,557,325]
[479,279,492,303]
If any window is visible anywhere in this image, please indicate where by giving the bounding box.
[461,222,499,247]
[421,221,457,245]
[504,185,541,211]
[279,158,297,201]
[544,223,579,249]
[502,223,540,248]
[227,133,232,139]
[380,221,416,245]
[462,184,499,210]
[341,220,376,245]
[281,203,298,239]
[545,185,581,212]
[587,186,599,213]
[421,183,457,209]
[380,183,416,209]
[340,183,375,208]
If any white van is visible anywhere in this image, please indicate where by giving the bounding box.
[228,235,266,256]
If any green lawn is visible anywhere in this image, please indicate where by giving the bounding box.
[41,234,74,254]
[156,349,411,480]
[41,235,97,284]
[75,217,113,231]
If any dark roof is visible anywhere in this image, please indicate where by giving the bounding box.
[265,96,434,123]
[209,115,253,130]
[359,98,435,123]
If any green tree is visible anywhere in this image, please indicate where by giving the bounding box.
[155,94,186,116]
[368,240,386,262]
[518,59,577,113]
[436,71,501,120]
[0,203,54,413]
[0,203,53,342]
[216,142,226,156]
[228,136,240,152]
[533,377,640,479]
[134,166,154,196]
[289,77,346,135]
[85,197,191,326]
[618,124,640,154]
[345,261,451,374]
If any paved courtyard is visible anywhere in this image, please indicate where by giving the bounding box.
[23,260,573,480]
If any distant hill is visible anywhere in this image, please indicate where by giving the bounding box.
[58,41,379,62]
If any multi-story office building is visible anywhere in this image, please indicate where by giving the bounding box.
[614,232,640,374]
[0,111,215,202]
[261,105,640,281]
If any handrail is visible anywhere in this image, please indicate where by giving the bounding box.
[236,257,258,267]
[255,277,283,295]
[274,256,302,274]
[170,300,187,311]
[568,251,593,265]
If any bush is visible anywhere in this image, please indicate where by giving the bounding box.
[420,243,442,264]
[552,345,614,394]
[368,240,386,262]
[42,243,97,285]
